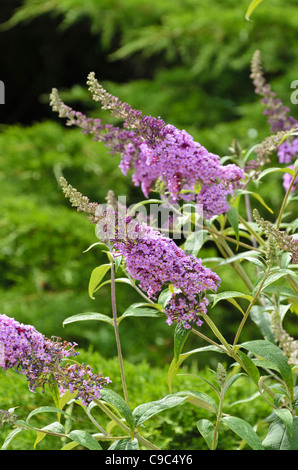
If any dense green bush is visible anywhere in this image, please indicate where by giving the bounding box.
[3,0,298,152]
[0,350,272,450]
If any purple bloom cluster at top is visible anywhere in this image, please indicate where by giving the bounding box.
[0,314,111,405]
[120,123,244,218]
[114,223,221,329]
[50,77,244,219]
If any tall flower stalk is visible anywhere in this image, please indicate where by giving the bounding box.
[51,75,244,219]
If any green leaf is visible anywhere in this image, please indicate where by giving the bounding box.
[210,250,264,267]
[61,440,79,450]
[68,430,102,450]
[257,167,296,181]
[262,417,298,450]
[210,291,253,308]
[63,312,114,327]
[233,189,273,213]
[293,386,298,409]
[58,390,78,412]
[237,350,260,386]
[197,419,216,450]
[260,270,298,293]
[158,288,172,307]
[244,257,266,269]
[245,0,264,20]
[227,206,239,249]
[249,306,276,342]
[127,199,162,216]
[168,345,224,392]
[241,340,294,398]
[273,409,293,436]
[26,406,72,424]
[223,373,244,394]
[117,303,163,323]
[48,381,62,412]
[175,390,217,413]
[109,438,139,450]
[83,241,107,253]
[34,421,65,449]
[174,322,191,363]
[100,389,135,432]
[1,428,23,450]
[222,416,264,450]
[91,277,132,294]
[132,394,187,426]
[88,264,111,299]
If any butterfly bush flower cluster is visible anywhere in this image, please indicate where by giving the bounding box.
[0,314,111,405]
[51,74,244,219]
[253,209,298,264]
[60,178,221,329]
[113,223,221,329]
[250,50,298,192]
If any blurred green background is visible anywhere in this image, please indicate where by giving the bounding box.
[0,0,297,378]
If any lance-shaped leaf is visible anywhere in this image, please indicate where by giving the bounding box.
[222,416,264,450]
[88,264,111,299]
[241,340,294,398]
[117,302,163,323]
[227,206,240,249]
[100,389,135,432]
[63,312,114,327]
[133,395,187,427]
[197,419,217,450]
[262,416,298,450]
[67,430,102,450]
[245,0,264,20]
[210,291,253,308]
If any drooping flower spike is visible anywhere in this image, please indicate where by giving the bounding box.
[0,314,111,405]
[60,178,221,330]
[249,49,298,186]
[51,75,244,219]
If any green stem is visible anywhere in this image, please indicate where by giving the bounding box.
[276,169,298,229]
[202,314,234,356]
[161,194,264,253]
[190,327,228,353]
[286,274,298,296]
[85,407,109,435]
[212,391,224,450]
[94,399,131,434]
[233,267,271,347]
[109,246,129,406]
[238,214,266,247]
[211,229,255,292]
[94,400,160,450]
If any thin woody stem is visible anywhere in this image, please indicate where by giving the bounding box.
[276,169,298,229]
[108,245,130,406]
[233,267,271,347]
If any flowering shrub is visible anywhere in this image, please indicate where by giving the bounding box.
[1,50,298,451]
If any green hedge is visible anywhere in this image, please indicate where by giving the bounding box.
[0,350,272,450]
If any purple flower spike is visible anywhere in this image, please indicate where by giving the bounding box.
[0,314,111,404]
